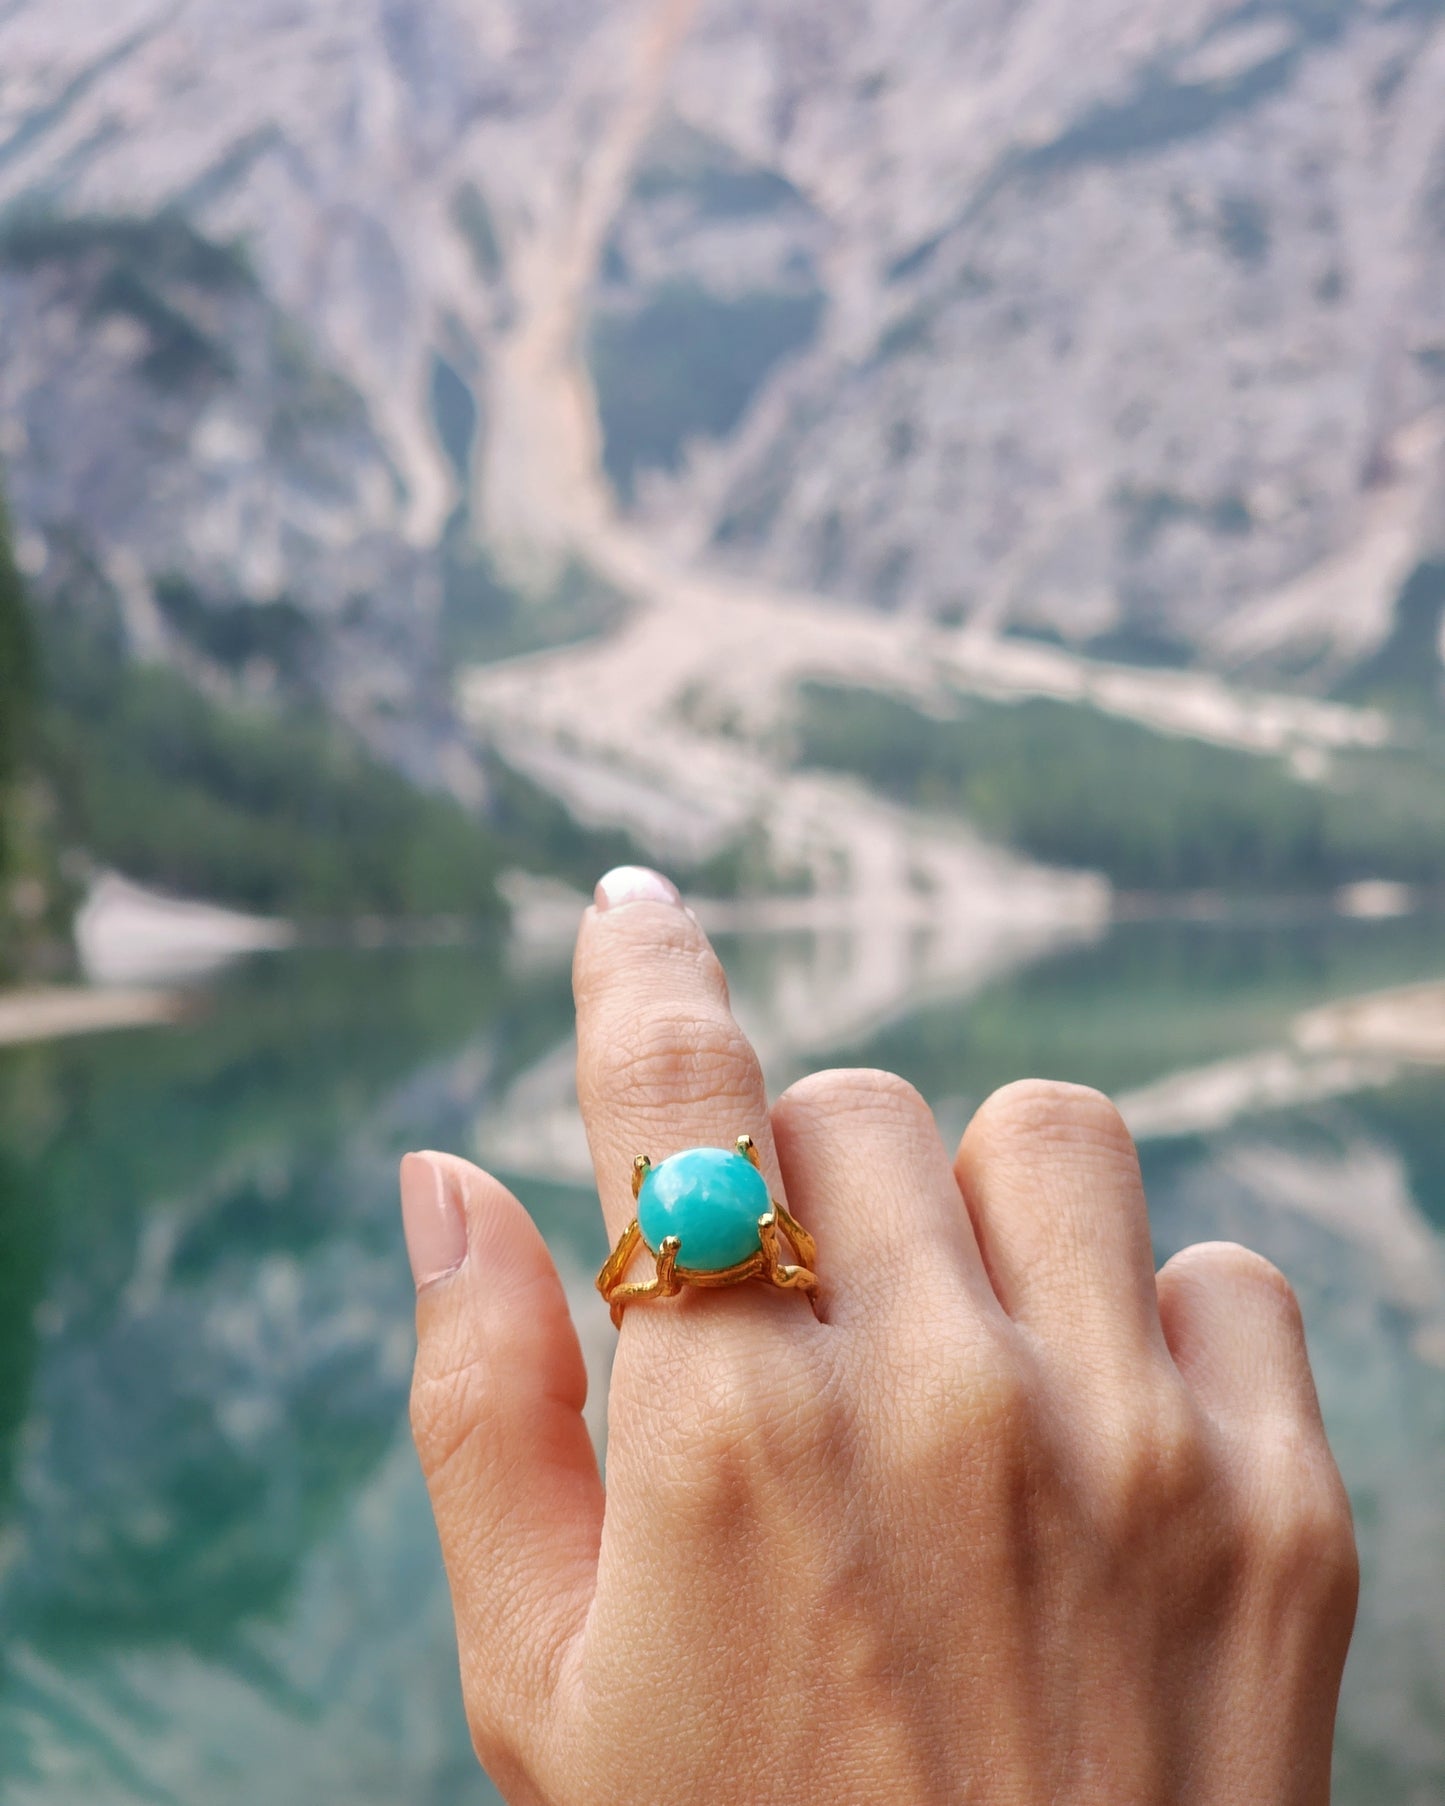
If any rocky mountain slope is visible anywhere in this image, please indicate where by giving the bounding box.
[1,0,1443,912]
[630,0,1445,678]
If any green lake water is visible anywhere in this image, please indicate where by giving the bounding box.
[0,914,1442,1803]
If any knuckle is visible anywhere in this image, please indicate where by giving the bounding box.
[577,906,730,1003]
[779,1066,934,1131]
[409,1313,469,1465]
[677,1341,843,1483]
[587,1006,759,1114]
[1180,1242,1303,1320]
[409,1361,483,1481]
[407,1315,525,1489]
[689,1358,773,1465]
[966,1078,1137,1168]
[1090,1386,1213,1546]
[966,1342,1036,1450]
[892,1334,1036,1491]
[1249,1450,1359,1607]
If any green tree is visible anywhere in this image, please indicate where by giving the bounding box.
[0,490,35,885]
[794,681,1445,893]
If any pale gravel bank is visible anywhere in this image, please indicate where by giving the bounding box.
[75,872,295,987]
[0,986,182,1049]
[0,873,295,1049]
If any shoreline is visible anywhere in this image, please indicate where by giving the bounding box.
[3,877,1440,1050]
[0,985,184,1048]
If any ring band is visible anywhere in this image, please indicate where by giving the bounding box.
[596,1135,819,1327]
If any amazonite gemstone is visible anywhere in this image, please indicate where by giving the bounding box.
[637,1146,770,1273]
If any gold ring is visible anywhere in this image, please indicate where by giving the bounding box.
[595,1135,819,1327]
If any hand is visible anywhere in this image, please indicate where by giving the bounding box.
[399,868,1359,1805]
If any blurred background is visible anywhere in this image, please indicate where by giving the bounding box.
[0,1,1443,1800]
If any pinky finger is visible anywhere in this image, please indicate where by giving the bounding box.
[1159,1243,1358,1805]
[1155,1240,1324,1435]
[1156,1241,1357,1571]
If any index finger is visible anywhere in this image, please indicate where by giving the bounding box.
[573,866,809,1346]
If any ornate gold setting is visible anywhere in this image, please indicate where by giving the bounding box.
[596,1134,819,1327]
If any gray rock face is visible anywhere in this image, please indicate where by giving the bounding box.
[0,0,1442,719]
[639,0,1445,674]
[0,216,436,725]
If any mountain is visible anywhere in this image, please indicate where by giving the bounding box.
[1,0,1443,920]
[620,0,1445,681]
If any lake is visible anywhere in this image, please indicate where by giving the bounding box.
[0,909,1441,1803]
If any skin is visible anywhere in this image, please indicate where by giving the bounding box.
[400,873,1359,1805]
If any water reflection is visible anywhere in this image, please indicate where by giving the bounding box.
[0,916,1441,1802]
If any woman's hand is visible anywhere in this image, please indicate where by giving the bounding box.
[399,868,1358,1805]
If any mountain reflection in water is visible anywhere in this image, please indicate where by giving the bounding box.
[0,917,1442,1805]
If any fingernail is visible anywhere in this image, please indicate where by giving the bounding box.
[400,1152,467,1288]
[593,865,681,911]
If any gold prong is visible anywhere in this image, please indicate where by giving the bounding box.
[758,1211,781,1272]
[657,1235,682,1296]
[631,1153,652,1200]
[736,1134,760,1168]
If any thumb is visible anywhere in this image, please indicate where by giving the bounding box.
[400,1151,601,1775]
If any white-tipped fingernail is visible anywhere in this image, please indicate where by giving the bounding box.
[593,866,681,911]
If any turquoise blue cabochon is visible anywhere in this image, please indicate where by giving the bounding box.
[637,1146,771,1273]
